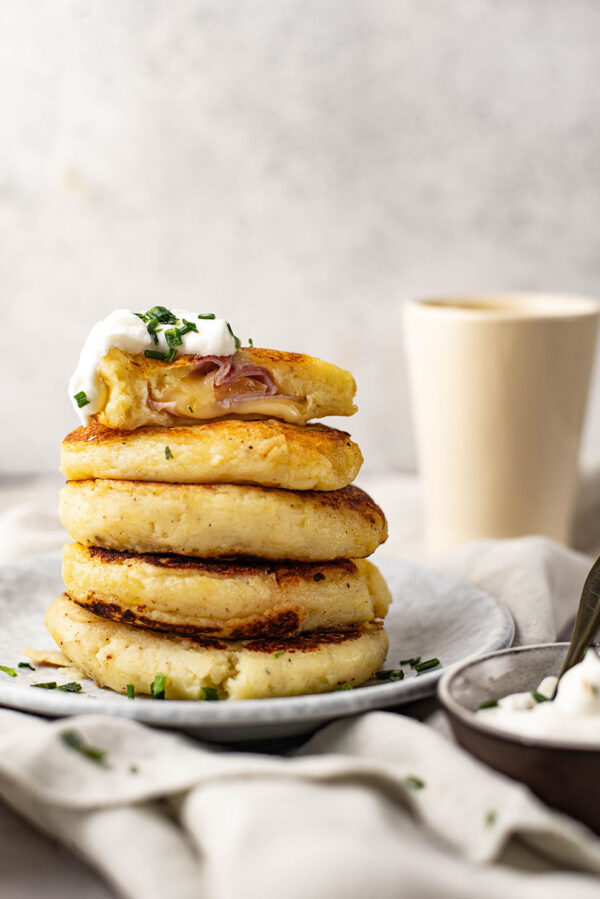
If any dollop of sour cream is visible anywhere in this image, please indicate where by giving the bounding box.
[68,309,237,425]
[476,649,600,744]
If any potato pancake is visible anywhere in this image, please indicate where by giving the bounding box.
[61,419,362,491]
[46,594,389,700]
[62,543,391,638]
[59,480,388,561]
[94,346,356,429]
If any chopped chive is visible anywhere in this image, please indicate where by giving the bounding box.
[32,681,57,689]
[404,775,425,790]
[148,306,177,324]
[400,657,422,667]
[73,391,90,408]
[165,347,178,363]
[165,446,173,459]
[248,338,254,347]
[197,313,216,320]
[414,658,441,674]
[188,405,194,413]
[134,312,149,323]
[478,698,499,710]
[126,683,135,700]
[58,682,82,693]
[201,686,219,701]
[18,662,35,671]
[165,327,183,349]
[485,809,498,827]
[0,664,17,678]
[335,684,354,691]
[146,316,161,344]
[144,349,168,360]
[60,729,107,764]
[151,673,167,699]
[531,690,550,703]
[375,669,404,682]
[226,321,242,350]
[180,319,198,335]
[273,651,284,659]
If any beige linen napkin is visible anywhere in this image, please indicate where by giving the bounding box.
[1,482,600,898]
[1,705,600,899]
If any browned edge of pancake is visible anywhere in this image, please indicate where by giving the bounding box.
[72,593,304,639]
[86,545,359,586]
[62,419,353,447]
[65,592,381,652]
[147,347,306,368]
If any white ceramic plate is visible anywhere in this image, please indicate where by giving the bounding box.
[0,553,514,743]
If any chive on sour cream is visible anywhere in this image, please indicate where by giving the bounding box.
[477,649,600,744]
[69,308,238,426]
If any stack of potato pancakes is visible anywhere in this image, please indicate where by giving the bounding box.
[47,335,391,700]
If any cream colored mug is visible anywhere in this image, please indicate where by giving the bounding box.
[403,294,600,552]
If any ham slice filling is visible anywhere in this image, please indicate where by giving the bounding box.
[147,355,299,414]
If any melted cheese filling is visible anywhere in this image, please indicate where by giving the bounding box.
[150,373,305,424]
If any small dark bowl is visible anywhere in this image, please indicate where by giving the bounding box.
[438,643,600,833]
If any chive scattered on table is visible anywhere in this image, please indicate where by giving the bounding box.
[404,775,425,790]
[485,809,498,827]
[60,729,107,764]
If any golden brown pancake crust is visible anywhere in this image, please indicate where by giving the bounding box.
[74,595,303,641]
[59,480,388,560]
[62,419,352,448]
[142,347,308,370]
[86,545,358,579]
[63,593,383,655]
[46,595,389,699]
[63,544,390,638]
[61,419,363,490]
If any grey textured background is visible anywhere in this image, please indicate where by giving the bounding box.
[1,0,600,473]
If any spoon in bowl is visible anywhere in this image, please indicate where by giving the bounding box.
[556,554,600,688]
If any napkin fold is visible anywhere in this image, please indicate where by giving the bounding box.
[1,483,600,898]
[1,707,600,899]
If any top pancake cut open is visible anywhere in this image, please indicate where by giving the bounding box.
[93,346,357,430]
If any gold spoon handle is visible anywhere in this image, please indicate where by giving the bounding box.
[558,554,600,680]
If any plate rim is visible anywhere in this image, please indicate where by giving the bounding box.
[0,552,515,727]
